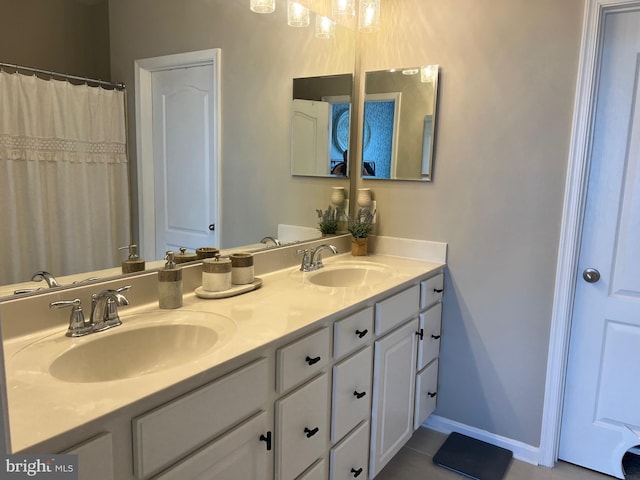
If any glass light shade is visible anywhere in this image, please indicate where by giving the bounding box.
[315,15,336,39]
[358,0,380,32]
[332,0,355,17]
[421,65,436,83]
[250,0,275,14]
[288,0,310,27]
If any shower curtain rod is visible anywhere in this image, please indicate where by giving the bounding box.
[0,62,125,90]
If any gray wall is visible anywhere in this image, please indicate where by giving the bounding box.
[357,0,584,447]
[0,0,110,80]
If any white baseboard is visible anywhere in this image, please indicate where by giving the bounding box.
[424,415,541,466]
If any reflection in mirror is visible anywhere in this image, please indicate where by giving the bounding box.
[0,0,355,296]
[362,65,439,181]
[291,74,353,177]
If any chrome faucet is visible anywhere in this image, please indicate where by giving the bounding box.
[49,285,131,337]
[90,286,131,332]
[261,236,281,247]
[32,271,60,288]
[310,244,338,269]
[297,244,338,272]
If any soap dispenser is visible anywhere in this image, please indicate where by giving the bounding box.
[119,244,145,274]
[158,251,183,309]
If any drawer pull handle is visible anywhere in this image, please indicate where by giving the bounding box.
[351,467,363,477]
[433,288,444,293]
[416,329,424,340]
[428,391,437,398]
[305,355,321,366]
[259,431,272,451]
[355,328,368,338]
[354,390,366,399]
[431,334,441,340]
[304,426,319,438]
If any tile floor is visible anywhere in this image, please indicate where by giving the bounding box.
[375,428,616,480]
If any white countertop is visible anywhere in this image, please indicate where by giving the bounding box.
[3,252,444,452]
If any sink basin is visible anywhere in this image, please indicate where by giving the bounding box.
[305,262,392,288]
[10,310,235,383]
[50,324,218,383]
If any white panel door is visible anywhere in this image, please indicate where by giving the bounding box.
[152,64,218,259]
[291,99,330,176]
[559,9,640,478]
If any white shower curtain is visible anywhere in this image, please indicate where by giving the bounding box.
[0,71,131,285]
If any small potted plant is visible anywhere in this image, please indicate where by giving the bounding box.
[347,209,375,256]
[316,206,339,236]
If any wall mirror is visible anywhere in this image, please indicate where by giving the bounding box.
[361,65,439,181]
[0,0,355,296]
[291,73,353,177]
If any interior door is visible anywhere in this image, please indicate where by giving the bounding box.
[559,9,640,478]
[291,99,330,176]
[151,64,219,259]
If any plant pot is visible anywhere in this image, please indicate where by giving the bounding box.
[351,237,368,256]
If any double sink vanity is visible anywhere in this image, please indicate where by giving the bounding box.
[0,235,447,480]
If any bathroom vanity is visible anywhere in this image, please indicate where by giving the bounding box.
[0,237,446,480]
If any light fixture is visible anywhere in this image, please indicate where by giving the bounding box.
[315,15,336,38]
[421,65,436,83]
[332,0,355,17]
[358,0,380,32]
[288,0,310,27]
[250,0,275,14]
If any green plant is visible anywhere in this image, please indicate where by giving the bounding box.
[316,205,339,235]
[347,209,375,238]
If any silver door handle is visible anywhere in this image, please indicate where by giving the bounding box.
[583,268,600,283]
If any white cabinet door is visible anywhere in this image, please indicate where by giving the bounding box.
[64,433,114,480]
[155,411,271,480]
[414,359,439,430]
[276,374,330,480]
[331,346,372,443]
[369,318,419,478]
[416,302,442,371]
[330,421,370,480]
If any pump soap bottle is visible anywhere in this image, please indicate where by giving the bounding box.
[158,251,183,309]
[119,244,145,274]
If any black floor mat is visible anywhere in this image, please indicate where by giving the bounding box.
[433,432,513,480]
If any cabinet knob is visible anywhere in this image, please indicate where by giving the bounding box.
[259,431,272,451]
[351,467,363,477]
[353,390,367,399]
[304,426,319,438]
[433,288,444,293]
[305,355,321,366]
[416,329,424,340]
[355,328,368,338]
[428,391,437,398]
[431,334,441,340]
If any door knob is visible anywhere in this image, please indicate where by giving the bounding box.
[583,268,600,283]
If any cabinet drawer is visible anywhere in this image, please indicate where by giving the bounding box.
[334,307,373,360]
[375,285,420,335]
[64,433,114,480]
[276,373,330,480]
[133,357,269,479]
[277,327,330,393]
[414,359,439,430]
[331,346,372,443]
[298,459,326,480]
[420,273,444,309]
[330,421,370,480]
[416,303,442,371]
[155,411,270,480]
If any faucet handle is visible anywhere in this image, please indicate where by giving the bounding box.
[50,298,91,337]
[297,249,311,271]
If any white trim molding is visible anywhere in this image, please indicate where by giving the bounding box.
[539,0,640,468]
[426,415,540,466]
